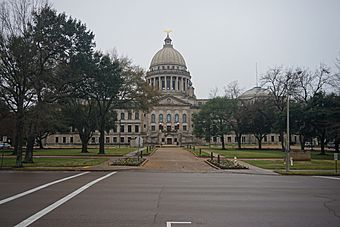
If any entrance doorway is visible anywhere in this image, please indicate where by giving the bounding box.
[166,138,172,144]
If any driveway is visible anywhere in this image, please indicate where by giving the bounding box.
[142,146,215,172]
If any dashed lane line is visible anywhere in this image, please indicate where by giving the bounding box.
[14,171,117,227]
[0,172,89,205]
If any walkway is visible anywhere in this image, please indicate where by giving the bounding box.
[142,147,215,172]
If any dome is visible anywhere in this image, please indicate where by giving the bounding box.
[150,35,186,68]
[239,87,269,100]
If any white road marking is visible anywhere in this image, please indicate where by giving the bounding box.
[313,176,340,181]
[14,171,117,227]
[0,172,89,205]
[166,221,192,227]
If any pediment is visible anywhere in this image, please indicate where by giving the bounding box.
[157,95,190,106]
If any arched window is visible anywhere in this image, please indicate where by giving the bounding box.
[167,114,171,123]
[159,114,163,122]
[151,114,155,123]
[175,114,179,123]
[135,111,140,120]
[182,114,187,123]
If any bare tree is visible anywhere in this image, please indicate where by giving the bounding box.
[224,80,243,99]
[261,67,301,150]
[209,86,219,98]
[295,64,331,103]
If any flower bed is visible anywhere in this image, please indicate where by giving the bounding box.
[111,157,145,166]
[208,159,248,169]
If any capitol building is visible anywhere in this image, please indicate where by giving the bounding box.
[46,34,292,147]
[46,33,208,146]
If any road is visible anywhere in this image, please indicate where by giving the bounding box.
[0,148,339,226]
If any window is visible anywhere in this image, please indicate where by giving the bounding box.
[120,137,124,143]
[159,114,163,122]
[55,137,59,143]
[91,137,95,144]
[151,114,156,123]
[227,137,231,143]
[271,136,275,142]
[167,125,171,131]
[128,112,132,120]
[159,124,163,131]
[113,125,117,133]
[167,114,171,123]
[182,114,187,123]
[278,135,281,142]
[106,137,110,143]
[242,136,246,143]
[128,137,132,143]
[175,114,179,123]
[128,125,132,133]
[175,123,179,130]
[172,79,176,90]
[183,125,187,131]
[135,125,139,133]
[151,125,156,131]
[113,137,117,143]
[63,137,66,143]
[213,137,217,142]
[70,137,73,143]
[120,112,125,120]
[120,125,124,133]
[162,79,165,90]
[135,112,140,120]
[264,136,267,142]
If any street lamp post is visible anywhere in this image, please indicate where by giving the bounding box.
[118,119,121,148]
[285,94,290,172]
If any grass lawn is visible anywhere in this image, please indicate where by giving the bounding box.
[0,157,108,168]
[244,159,339,170]
[191,150,211,158]
[209,149,285,159]
[18,147,136,156]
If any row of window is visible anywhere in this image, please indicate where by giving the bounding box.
[120,112,140,120]
[118,125,139,133]
[151,125,187,131]
[55,137,73,144]
[151,113,187,123]
[151,65,184,71]
[55,136,138,144]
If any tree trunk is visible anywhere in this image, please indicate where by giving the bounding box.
[38,137,44,149]
[79,131,90,153]
[319,132,326,155]
[237,133,242,149]
[299,134,305,151]
[258,137,262,150]
[81,142,88,153]
[220,135,225,150]
[280,131,285,151]
[24,134,34,163]
[99,127,105,154]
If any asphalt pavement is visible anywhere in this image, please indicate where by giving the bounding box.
[0,170,340,227]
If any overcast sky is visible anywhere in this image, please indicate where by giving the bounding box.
[50,0,340,98]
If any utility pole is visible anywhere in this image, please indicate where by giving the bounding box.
[285,94,290,172]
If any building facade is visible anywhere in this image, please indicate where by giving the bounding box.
[46,34,206,146]
[46,34,298,147]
